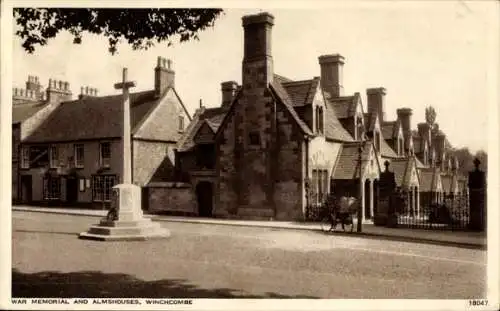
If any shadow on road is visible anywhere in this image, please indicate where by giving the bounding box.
[12,269,318,299]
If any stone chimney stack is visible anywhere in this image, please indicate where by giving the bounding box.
[155,56,175,97]
[26,75,42,96]
[242,12,275,89]
[318,54,344,99]
[367,87,386,123]
[396,108,412,137]
[79,86,99,99]
[46,78,72,104]
[417,122,432,147]
[221,81,239,108]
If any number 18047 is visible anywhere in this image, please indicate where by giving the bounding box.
[469,299,488,307]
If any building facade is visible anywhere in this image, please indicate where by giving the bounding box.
[14,58,190,209]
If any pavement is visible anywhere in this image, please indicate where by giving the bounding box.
[11,205,487,249]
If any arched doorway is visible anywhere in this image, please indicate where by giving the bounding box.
[364,179,371,220]
[196,181,213,217]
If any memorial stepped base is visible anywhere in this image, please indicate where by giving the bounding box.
[79,217,170,241]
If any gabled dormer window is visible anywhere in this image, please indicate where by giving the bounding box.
[398,137,404,156]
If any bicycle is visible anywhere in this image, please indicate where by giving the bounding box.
[320,210,354,232]
[320,196,357,233]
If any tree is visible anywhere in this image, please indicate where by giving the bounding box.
[14,8,224,54]
[425,106,437,127]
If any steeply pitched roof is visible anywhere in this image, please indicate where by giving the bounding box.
[12,102,47,124]
[415,156,426,168]
[23,90,160,142]
[389,159,409,187]
[328,95,357,119]
[281,78,320,107]
[269,80,314,136]
[177,106,227,152]
[324,102,354,142]
[380,136,399,158]
[332,143,372,180]
[274,74,293,84]
[381,121,399,139]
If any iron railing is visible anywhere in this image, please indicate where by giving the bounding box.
[394,194,470,230]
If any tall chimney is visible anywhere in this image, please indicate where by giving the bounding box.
[242,12,274,89]
[221,81,238,108]
[367,87,386,123]
[417,122,432,150]
[155,56,175,96]
[46,78,72,104]
[396,108,412,136]
[318,54,344,99]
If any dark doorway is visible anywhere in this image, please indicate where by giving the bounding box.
[373,179,379,216]
[66,177,78,204]
[196,181,213,217]
[20,175,32,203]
[364,179,371,220]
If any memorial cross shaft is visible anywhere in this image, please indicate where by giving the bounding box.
[114,68,136,185]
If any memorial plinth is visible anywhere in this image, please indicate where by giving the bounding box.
[79,184,170,241]
[79,67,170,241]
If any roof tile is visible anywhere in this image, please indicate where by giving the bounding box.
[24,90,159,142]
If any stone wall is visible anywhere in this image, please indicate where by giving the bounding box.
[273,102,306,220]
[133,88,189,142]
[147,182,197,214]
[133,140,175,186]
[12,125,20,202]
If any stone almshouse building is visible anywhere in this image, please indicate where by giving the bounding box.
[12,12,467,221]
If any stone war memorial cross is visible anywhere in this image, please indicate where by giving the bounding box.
[79,68,170,241]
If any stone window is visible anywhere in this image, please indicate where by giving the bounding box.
[92,175,116,202]
[43,176,61,200]
[249,131,260,146]
[99,142,111,168]
[21,146,30,169]
[74,144,84,168]
[178,115,184,132]
[313,169,328,204]
[49,145,59,168]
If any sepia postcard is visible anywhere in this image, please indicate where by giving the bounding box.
[1,0,499,310]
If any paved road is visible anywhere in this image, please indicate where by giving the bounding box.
[12,211,486,299]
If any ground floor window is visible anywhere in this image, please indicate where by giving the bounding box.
[92,175,116,202]
[312,169,329,205]
[43,177,61,200]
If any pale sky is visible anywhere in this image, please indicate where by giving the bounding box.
[11,1,498,154]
